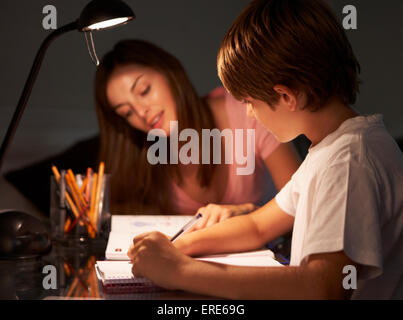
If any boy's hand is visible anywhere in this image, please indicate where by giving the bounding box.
[127,231,190,290]
[190,203,256,231]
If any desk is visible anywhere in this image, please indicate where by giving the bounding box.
[0,240,215,300]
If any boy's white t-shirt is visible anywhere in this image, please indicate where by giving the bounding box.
[276,114,403,299]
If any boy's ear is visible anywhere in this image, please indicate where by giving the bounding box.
[273,85,298,111]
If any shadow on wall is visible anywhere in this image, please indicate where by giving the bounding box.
[4,136,100,216]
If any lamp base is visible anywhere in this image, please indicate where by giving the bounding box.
[0,210,52,260]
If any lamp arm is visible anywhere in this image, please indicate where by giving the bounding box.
[0,21,78,173]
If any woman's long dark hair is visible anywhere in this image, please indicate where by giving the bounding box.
[95,39,216,214]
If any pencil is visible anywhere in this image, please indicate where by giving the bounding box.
[80,176,88,195]
[93,162,105,232]
[64,175,87,228]
[89,173,98,229]
[66,277,79,298]
[84,167,93,202]
[68,169,88,207]
[85,258,95,298]
[65,206,96,237]
[63,262,71,277]
[91,255,100,298]
[52,165,95,236]
[52,166,83,229]
[65,174,81,211]
[51,165,61,182]
[66,170,87,211]
[65,172,94,232]
[64,187,96,236]
[64,217,71,233]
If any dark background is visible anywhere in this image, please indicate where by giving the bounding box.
[0,0,402,215]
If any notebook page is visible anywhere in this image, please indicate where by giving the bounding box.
[97,249,283,285]
[197,249,283,267]
[111,215,193,234]
[106,215,193,260]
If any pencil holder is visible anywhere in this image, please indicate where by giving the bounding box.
[50,169,111,246]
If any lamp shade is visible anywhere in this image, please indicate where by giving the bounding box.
[77,0,135,31]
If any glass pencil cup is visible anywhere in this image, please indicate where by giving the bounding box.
[50,170,111,246]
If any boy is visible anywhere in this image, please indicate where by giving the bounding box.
[128,0,403,299]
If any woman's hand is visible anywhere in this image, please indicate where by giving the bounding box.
[127,231,191,290]
[191,203,257,231]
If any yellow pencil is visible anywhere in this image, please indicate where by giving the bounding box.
[88,177,98,236]
[51,165,61,182]
[67,169,88,209]
[64,217,71,233]
[84,167,93,202]
[52,165,96,236]
[66,277,79,298]
[80,176,88,195]
[53,166,83,228]
[64,181,96,235]
[93,162,104,232]
[65,174,82,212]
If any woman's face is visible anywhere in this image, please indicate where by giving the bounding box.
[106,65,177,136]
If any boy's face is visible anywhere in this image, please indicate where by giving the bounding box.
[245,97,298,143]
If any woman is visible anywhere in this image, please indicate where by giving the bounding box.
[95,39,300,229]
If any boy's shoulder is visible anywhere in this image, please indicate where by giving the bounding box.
[313,115,398,162]
[303,114,403,183]
[339,115,402,169]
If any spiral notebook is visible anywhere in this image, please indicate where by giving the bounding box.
[96,249,282,294]
[95,260,164,294]
[98,215,283,294]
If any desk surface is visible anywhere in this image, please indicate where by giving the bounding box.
[0,240,213,300]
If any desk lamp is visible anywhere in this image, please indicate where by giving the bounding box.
[0,0,135,259]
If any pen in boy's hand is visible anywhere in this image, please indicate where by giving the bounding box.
[170,213,202,243]
[126,213,202,262]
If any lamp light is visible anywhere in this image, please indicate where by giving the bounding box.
[0,0,134,259]
[0,0,134,173]
[78,0,135,31]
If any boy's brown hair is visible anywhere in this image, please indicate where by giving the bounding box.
[217,0,361,110]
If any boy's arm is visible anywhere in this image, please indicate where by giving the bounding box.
[128,231,356,299]
[175,198,294,256]
[177,250,355,299]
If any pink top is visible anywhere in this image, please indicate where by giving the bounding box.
[170,87,280,214]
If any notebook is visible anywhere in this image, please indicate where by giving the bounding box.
[100,214,198,294]
[95,260,164,294]
[105,215,193,260]
[99,215,283,294]
[96,249,282,294]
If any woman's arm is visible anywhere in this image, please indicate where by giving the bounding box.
[264,142,301,191]
[176,198,294,257]
[191,202,257,230]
